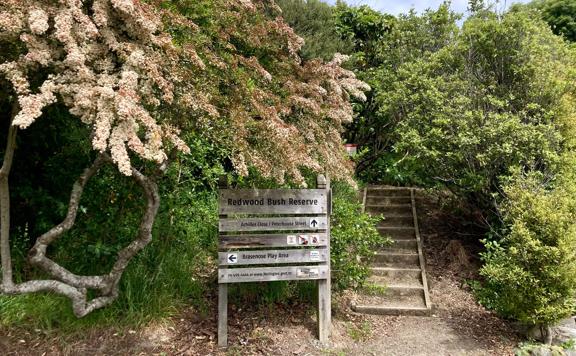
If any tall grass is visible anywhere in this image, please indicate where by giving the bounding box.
[0,189,219,332]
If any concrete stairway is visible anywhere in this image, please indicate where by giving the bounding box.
[352,186,432,316]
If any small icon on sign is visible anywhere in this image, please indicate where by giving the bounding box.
[310,250,320,261]
[227,253,238,264]
[287,235,297,245]
[310,218,319,228]
[311,234,319,244]
[297,267,319,278]
[298,235,309,245]
[297,268,310,277]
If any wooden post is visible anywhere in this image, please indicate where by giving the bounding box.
[218,175,228,348]
[218,283,228,347]
[316,174,331,344]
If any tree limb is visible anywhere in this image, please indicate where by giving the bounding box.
[2,153,161,317]
[28,155,108,289]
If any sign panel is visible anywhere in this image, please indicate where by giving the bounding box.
[218,248,328,266]
[217,177,331,347]
[219,216,327,232]
[219,233,328,249]
[219,189,327,215]
[218,265,329,283]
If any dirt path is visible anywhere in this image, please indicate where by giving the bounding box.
[1,191,520,355]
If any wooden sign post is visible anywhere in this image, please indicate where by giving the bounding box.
[218,175,331,347]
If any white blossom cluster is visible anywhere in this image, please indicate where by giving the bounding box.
[0,0,194,175]
[1,0,370,185]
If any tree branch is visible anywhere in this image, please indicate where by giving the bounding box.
[102,165,160,295]
[19,154,161,315]
[28,155,108,290]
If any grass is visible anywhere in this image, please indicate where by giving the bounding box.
[0,232,215,333]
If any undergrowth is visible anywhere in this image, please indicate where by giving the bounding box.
[0,175,384,332]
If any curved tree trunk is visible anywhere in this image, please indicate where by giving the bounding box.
[0,116,161,317]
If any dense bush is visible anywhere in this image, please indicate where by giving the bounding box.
[476,156,576,327]
[312,1,576,328]
[0,0,369,317]
[382,9,575,218]
[336,4,460,186]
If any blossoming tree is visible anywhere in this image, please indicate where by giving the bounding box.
[0,0,368,316]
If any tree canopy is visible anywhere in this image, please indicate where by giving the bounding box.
[0,0,368,316]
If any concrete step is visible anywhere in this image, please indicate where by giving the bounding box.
[368,273,423,288]
[370,267,422,278]
[366,196,411,205]
[373,253,420,268]
[365,204,412,215]
[389,239,418,250]
[353,286,427,310]
[380,245,418,254]
[378,215,414,228]
[379,239,418,254]
[366,187,412,197]
[386,285,425,296]
[377,227,416,240]
[352,304,431,316]
[370,266,422,278]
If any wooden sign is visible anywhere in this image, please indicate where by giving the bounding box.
[219,216,328,232]
[218,175,332,348]
[219,189,328,214]
[218,249,328,266]
[219,265,329,283]
[219,233,328,249]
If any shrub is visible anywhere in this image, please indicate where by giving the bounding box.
[330,181,389,290]
[477,156,576,327]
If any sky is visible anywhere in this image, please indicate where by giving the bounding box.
[322,0,532,17]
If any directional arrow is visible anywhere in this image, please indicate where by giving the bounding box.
[310,219,318,228]
[228,253,237,264]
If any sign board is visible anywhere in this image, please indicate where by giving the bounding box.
[344,144,358,156]
[219,216,328,232]
[218,249,328,267]
[217,175,332,347]
[219,265,329,283]
[219,233,328,249]
[219,189,327,215]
